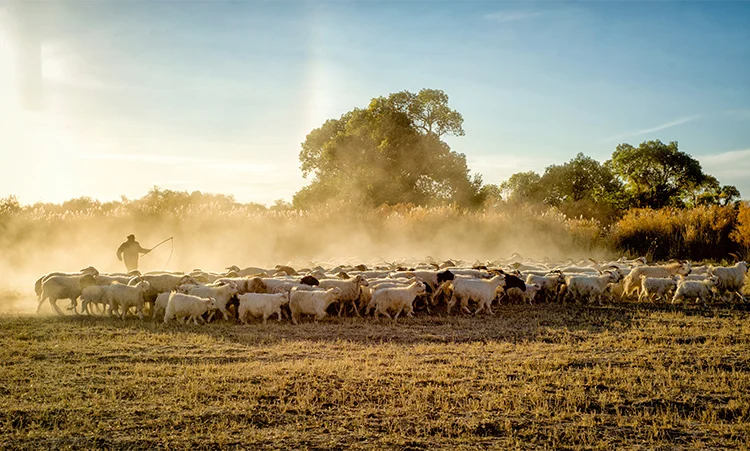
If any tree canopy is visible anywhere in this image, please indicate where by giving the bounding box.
[294,88,740,216]
[294,89,485,208]
[500,154,626,223]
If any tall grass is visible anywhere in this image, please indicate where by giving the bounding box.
[609,205,744,261]
[0,189,747,294]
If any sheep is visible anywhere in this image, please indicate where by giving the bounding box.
[300,275,320,286]
[187,281,239,321]
[506,283,541,304]
[105,281,151,320]
[152,291,172,319]
[260,277,298,293]
[525,273,565,302]
[38,273,97,315]
[622,262,691,299]
[672,276,718,305]
[75,274,143,315]
[214,276,267,294]
[637,276,678,303]
[34,266,99,301]
[137,273,198,307]
[92,274,137,285]
[448,268,491,279]
[363,281,414,313]
[80,285,110,315]
[289,287,342,324]
[449,275,506,315]
[369,281,427,320]
[189,269,241,284]
[225,265,270,277]
[237,292,290,324]
[318,275,369,317]
[496,271,526,292]
[710,261,748,302]
[163,292,219,325]
[564,271,622,303]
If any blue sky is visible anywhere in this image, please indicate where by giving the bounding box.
[1,0,749,205]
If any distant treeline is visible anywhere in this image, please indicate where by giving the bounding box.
[1,188,748,263]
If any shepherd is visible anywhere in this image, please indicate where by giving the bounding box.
[116,234,152,272]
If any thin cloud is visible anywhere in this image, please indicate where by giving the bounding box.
[601,115,702,143]
[484,10,544,23]
[697,148,750,197]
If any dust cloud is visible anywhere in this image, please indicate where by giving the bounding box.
[0,203,609,314]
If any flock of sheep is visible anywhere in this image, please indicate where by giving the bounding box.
[33,255,749,324]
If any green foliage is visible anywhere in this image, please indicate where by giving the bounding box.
[294,89,483,209]
[500,154,626,224]
[608,140,707,208]
[500,171,544,203]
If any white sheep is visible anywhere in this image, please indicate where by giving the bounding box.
[137,273,198,307]
[214,276,266,294]
[449,275,506,315]
[152,291,172,319]
[564,271,621,303]
[187,281,239,321]
[34,266,99,301]
[506,283,541,304]
[78,274,141,315]
[525,273,565,302]
[80,285,110,315]
[672,276,718,305]
[622,262,691,299]
[105,280,151,320]
[37,274,97,315]
[369,281,426,320]
[710,261,748,302]
[225,265,270,277]
[318,275,369,317]
[163,292,219,325]
[237,292,290,324]
[289,287,342,324]
[638,276,678,303]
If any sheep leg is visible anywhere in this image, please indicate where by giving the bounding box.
[49,298,65,316]
[291,312,300,325]
[447,294,457,314]
[276,308,283,322]
[378,308,391,320]
[262,314,268,325]
[36,296,47,314]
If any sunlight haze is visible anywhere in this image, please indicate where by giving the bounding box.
[1,0,749,205]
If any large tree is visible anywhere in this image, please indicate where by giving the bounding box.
[500,154,625,223]
[294,89,484,208]
[608,140,707,208]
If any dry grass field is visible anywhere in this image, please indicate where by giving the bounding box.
[1,300,749,450]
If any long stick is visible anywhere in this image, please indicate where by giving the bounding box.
[148,236,173,253]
